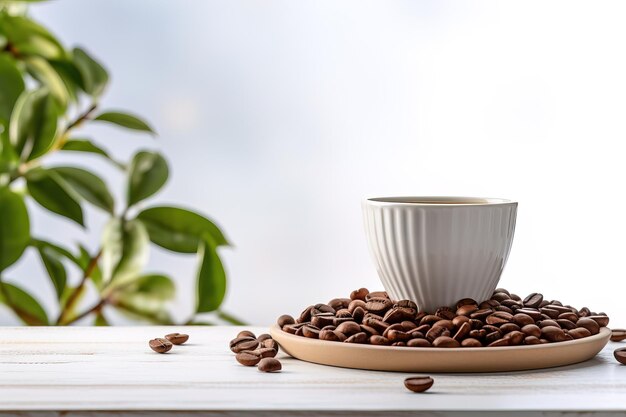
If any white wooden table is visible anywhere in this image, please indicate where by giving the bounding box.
[0,326,625,417]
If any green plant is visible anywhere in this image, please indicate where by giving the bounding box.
[0,1,239,325]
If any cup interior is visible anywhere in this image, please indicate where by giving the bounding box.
[366,196,513,205]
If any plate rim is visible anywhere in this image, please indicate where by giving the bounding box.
[270,324,611,353]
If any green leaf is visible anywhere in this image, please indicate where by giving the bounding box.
[0,187,29,271]
[9,88,59,161]
[0,14,65,59]
[49,59,83,103]
[37,244,66,299]
[0,53,25,126]
[94,111,154,134]
[72,47,108,97]
[127,151,168,206]
[100,218,149,288]
[196,235,226,313]
[0,282,48,325]
[61,139,108,157]
[25,56,69,109]
[50,166,114,213]
[137,206,228,253]
[60,139,124,169]
[30,238,79,265]
[26,168,84,226]
[112,274,175,319]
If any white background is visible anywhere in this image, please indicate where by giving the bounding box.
[2,0,625,325]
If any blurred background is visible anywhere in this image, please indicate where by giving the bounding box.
[3,0,625,325]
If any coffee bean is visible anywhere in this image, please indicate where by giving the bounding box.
[557,312,578,322]
[538,319,560,328]
[387,329,412,342]
[328,298,351,310]
[362,317,389,333]
[435,307,455,320]
[504,330,525,345]
[350,288,369,301]
[383,307,412,323]
[469,329,487,339]
[277,315,295,328]
[311,314,335,328]
[370,335,390,345]
[495,288,510,295]
[407,338,431,347]
[262,338,279,351]
[614,348,626,365]
[432,319,454,330]
[432,336,460,348]
[351,306,366,322]
[556,319,577,330]
[522,292,543,308]
[540,307,560,319]
[315,303,335,314]
[149,338,173,353]
[345,332,368,344]
[456,298,478,309]
[320,329,343,342]
[513,313,535,327]
[335,308,353,319]
[576,318,600,335]
[365,291,389,301]
[485,331,502,344]
[611,329,626,342]
[480,299,500,309]
[236,351,261,366]
[486,311,513,325]
[420,315,442,326]
[488,338,509,347]
[579,307,591,317]
[302,325,320,339]
[401,320,418,331]
[258,358,282,372]
[453,322,472,341]
[230,337,259,353]
[461,338,482,347]
[492,292,510,302]
[541,326,567,342]
[237,330,256,339]
[524,336,541,345]
[517,308,542,320]
[298,306,314,323]
[254,347,277,358]
[283,323,305,334]
[588,315,610,327]
[499,323,521,334]
[425,325,447,342]
[404,376,434,393]
[360,324,380,336]
[521,324,541,338]
[452,315,470,328]
[165,333,189,345]
[456,304,479,316]
[495,305,514,314]
[568,327,591,339]
[470,309,493,321]
[336,321,361,336]
[257,334,272,342]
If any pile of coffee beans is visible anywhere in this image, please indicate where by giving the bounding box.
[148,332,189,353]
[277,288,610,348]
[229,330,282,372]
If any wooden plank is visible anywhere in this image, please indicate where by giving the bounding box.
[0,326,624,416]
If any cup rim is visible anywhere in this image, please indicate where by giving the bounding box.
[365,196,517,206]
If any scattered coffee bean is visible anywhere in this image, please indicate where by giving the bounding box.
[236,351,261,366]
[149,338,173,353]
[611,329,626,342]
[263,338,279,351]
[614,347,626,365]
[254,347,278,358]
[258,357,282,372]
[257,333,272,342]
[237,330,256,339]
[278,289,609,349]
[164,333,189,345]
[230,336,259,353]
[404,376,434,393]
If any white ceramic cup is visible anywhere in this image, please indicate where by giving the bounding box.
[363,197,517,312]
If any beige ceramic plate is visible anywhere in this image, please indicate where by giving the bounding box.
[270,325,611,373]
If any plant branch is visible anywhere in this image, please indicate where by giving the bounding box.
[56,249,102,325]
[61,298,106,326]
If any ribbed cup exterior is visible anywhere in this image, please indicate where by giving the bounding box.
[363,200,517,312]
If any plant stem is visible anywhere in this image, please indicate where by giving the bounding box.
[56,249,102,325]
[62,298,106,326]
